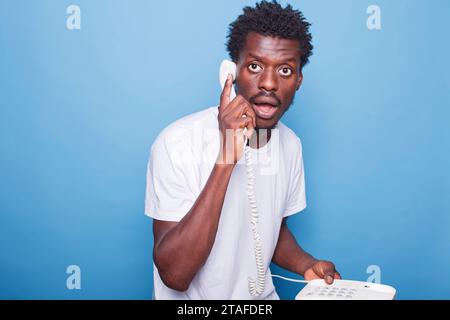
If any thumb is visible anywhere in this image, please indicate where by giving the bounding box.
[314,261,336,284]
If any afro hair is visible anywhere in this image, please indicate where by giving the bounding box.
[226,0,313,69]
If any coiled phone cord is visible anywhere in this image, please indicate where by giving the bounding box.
[243,134,266,297]
[243,137,308,296]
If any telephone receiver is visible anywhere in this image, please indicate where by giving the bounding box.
[219,59,237,100]
[219,59,265,297]
[219,60,249,138]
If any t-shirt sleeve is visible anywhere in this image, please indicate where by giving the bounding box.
[283,137,307,217]
[144,133,198,222]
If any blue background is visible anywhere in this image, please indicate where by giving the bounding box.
[1,0,449,299]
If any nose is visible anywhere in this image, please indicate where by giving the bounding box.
[258,68,278,93]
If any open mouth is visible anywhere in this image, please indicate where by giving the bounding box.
[252,103,278,120]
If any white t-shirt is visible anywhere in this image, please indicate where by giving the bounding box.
[145,106,307,300]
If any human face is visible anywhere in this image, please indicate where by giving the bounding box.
[235,32,303,129]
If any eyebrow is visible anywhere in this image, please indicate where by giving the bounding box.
[247,53,298,64]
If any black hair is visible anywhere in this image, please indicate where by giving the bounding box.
[226,0,313,69]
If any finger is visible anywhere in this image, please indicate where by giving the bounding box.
[313,261,336,284]
[334,271,342,279]
[236,116,254,132]
[225,95,247,116]
[242,104,257,128]
[324,273,335,284]
[228,99,256,129]
[307,274,321,280]
[304,268,321,281]
[239,117,255,140]
[222,95,244,118]
[322,267,337,284]
[220,74,233,110]
[243,117,255,141]
[240,107,255,131]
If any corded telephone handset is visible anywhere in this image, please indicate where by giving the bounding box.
[219,60,266,296]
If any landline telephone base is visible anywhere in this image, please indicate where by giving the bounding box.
[294,279,396,300]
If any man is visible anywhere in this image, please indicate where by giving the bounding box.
[145,0,340,299]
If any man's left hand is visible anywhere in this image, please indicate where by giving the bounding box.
[304,260,341,284]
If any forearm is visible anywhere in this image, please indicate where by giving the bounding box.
[272,220,317,276]
[154,163,235,290]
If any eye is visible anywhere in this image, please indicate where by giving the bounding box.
[248,63,262,73]
[279,67,293,77]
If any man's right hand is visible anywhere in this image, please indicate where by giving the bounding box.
[216,74,256,165]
